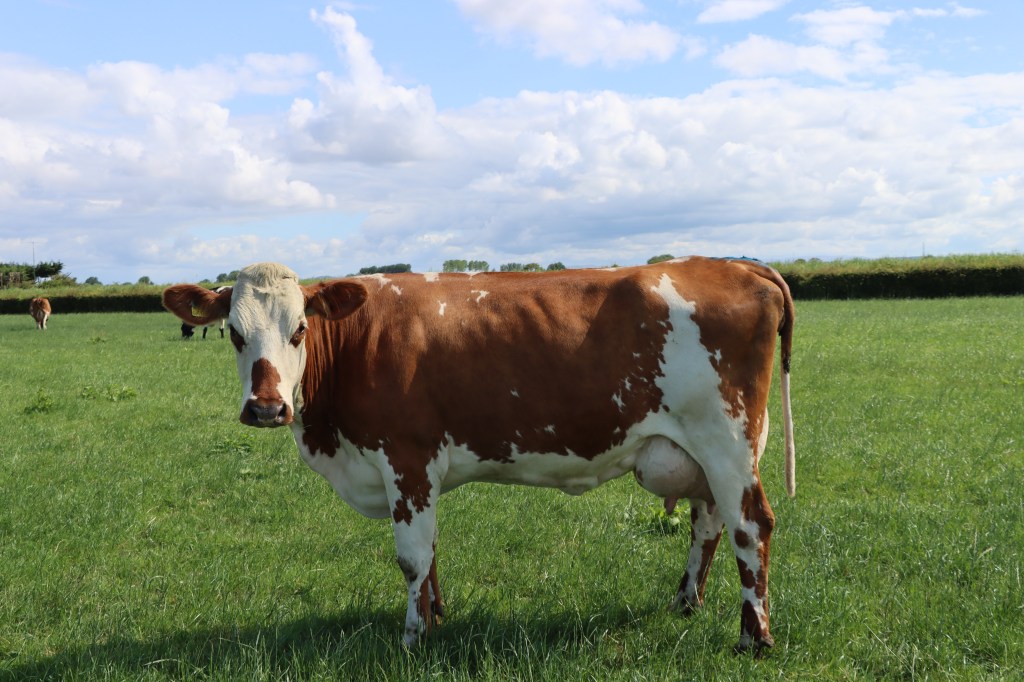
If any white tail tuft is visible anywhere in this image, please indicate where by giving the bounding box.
[781,370,795,497]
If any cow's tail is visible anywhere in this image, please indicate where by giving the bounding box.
[771,268,796,498]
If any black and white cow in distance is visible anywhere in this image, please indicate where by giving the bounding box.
[179,286,229,339]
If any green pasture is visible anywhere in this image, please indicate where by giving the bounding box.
[0,299,1022,680]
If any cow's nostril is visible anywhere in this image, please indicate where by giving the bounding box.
[243,400,288,426]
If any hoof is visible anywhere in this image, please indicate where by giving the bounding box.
[669,592,701,617]
[403,619,426,649]
[733,634,775,658]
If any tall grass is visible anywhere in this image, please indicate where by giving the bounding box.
[0,300,1021,680]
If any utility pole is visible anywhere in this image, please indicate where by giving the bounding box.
[30,241,36,282]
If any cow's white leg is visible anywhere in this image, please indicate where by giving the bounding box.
[691,429,776,656]
[711,473,776,655]
[670,499,723,614]
[392,507,437,647]
[386,468,443,648]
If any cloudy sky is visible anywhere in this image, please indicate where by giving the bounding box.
[1,0,1021,283]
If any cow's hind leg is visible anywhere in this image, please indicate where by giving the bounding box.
[721,476,776,655]
[670,499,723,615]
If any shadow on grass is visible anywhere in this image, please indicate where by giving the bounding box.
[3,601,709,679]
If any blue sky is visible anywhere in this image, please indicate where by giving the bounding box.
[1,1,1022,283]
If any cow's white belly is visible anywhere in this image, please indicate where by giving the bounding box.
[444,443,640,496]
[441,412,689,495]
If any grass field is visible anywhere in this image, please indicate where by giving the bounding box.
[1,299,1022,680]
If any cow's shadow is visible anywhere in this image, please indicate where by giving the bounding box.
[4,602,707,678]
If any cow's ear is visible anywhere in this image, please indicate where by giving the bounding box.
[162,284,232,325]
[303,280,367,320]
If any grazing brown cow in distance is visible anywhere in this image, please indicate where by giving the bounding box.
[163,256,796,653]
[29,297,51,330]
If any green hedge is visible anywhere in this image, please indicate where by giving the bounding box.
[0,293,164,315]
[778,264,1024,300]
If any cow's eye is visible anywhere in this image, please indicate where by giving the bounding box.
[290,321,308,347]
[229,324,245,353]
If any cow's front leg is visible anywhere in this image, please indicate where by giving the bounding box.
[670,499,723,615]
[389,484,441,648]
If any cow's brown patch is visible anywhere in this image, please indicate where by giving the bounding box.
[733,529,751,548]
[298,270,673,473]
[739,483,774,599]
[741,483,776,543]
[739,599,773,648]
[687,260,787,452]
[250,358,283,401]
[392,497,413,525]
[737,558,757,590]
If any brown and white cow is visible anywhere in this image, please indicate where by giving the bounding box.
[162,256,795,653]
[29,297,51,330]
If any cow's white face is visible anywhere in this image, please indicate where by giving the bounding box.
[228,267,310,427]
[162,262,367,429]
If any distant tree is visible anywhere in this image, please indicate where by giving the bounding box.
[84,276,101,285]
[0,260,64,283]
[359,264,412,275]
[443,259,490,272]
[499,262,544,272]
[215,272,230,283]
[546,262,566,271]
[647,254,674,264]
[34,260,65,279]
[442,259,468,273]
[137,275,153,285]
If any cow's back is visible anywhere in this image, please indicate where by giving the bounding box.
[298,257,787,471]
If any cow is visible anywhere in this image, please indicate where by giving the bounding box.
[162,256,795,654]
[29,297,51,330]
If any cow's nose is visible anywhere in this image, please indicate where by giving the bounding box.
[241,399,291,427]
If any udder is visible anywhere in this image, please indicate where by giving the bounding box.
[633,436,713,509]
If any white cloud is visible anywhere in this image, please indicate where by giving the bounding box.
[697,0,791,24]
[718,3,985,81]
[794,7,902,47]
[715,35,853,80]
[453,0,680,66]
[286,7,446,162]
[1,3,1020,284]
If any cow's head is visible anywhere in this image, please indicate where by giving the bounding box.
[163,263,366,428]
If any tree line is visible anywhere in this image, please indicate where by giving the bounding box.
[358,256,674,274]
[1,260,69,288]
[1,254,679,290]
